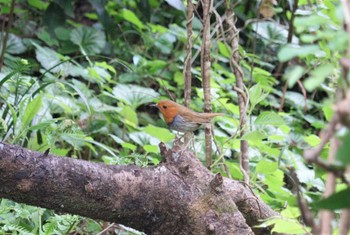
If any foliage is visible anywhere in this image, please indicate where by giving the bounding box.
[0,0,349,234]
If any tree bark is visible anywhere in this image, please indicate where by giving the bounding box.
[0,142,278,234]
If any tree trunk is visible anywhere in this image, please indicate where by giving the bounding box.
[0,142,278,234]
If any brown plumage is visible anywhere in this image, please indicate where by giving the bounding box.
[155,100,224,132]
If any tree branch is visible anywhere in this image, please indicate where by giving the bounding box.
[0,142,280,234]
[201,0,214,168]
[224,2,250,184]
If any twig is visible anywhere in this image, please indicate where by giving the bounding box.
[184,0,194,144]
[289,168,317,232]
[184,0,194,108]
[96,223,115,235]
[201,0,214,168]
[225,2,249,185]
[277,0,299,112]
[0,0,16,71]
[297,80,308,112]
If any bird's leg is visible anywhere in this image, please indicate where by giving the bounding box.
[173,132,185,146]
[181,132,195,150]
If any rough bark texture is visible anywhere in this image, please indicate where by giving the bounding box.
[0,142,278,234]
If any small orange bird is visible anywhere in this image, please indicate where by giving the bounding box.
[153,100,224,132]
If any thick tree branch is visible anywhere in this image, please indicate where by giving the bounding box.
[0,142,279,234]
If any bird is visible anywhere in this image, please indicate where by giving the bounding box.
[153,100,224,133]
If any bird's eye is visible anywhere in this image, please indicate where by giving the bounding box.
[163,105,167,109]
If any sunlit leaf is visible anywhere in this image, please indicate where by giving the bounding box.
[255,112,285,126]
[278,44,320,62]
[122,142,137,151]
[120,106,138,128]
[303,134,321,147]
[242,131,266,143]
[144,125,175,142]
[256,160,278,174]
[120,9,145,30]
[143,145,159,153]
[226,162,243,180]
[217,42,231,58]
[271,218,311,234]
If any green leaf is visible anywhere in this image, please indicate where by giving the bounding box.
[54,27,71,41]
[278,44,320,62]
[22,94,42,128]
[33,43,70,74]
[255,112,285,126]
[314,188,350,209]
[217,41,231,58]
[285,66,304,88]
[144,125,175,142]
[242,131,266,143]
[70,26,106,55]
[120,9,145,30]
[304,64,335,91]
[226,162,243,180]
[303,134,321,147]
[111,84,159,109]
[120,106,138,128]
[165,0,185,11]
[272,218,311,234]
[256,160,278,174]
[122,142,137,151]
[143,145,159,153]
[28,0,48,10]
[322,102,334,122]
[0,33,26,54]
[281,206,301,219]
[336,132,350,165]
[295,15,328,29]
[36,29,59,47]
[249,84,269,108]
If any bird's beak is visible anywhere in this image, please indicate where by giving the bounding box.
[150,103,158,109]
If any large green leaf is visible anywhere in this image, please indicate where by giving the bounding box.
[256,217,310,234]
[70,26,106,55]
[111,84,159,109]
[0,33,27,54]
[144,125,175,142]
[278,44,320,62]
[314,188,350,210]
[34,43,69,74]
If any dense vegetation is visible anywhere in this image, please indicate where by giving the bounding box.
[0,0,349,234]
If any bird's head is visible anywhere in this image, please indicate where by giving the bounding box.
[154,100,180,124]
